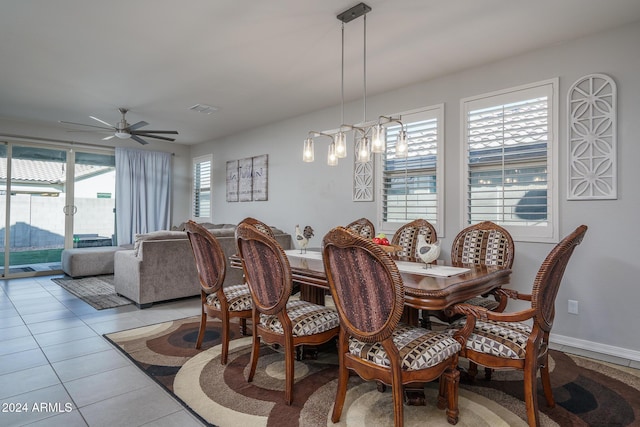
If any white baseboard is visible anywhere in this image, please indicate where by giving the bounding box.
[550,333,640,362]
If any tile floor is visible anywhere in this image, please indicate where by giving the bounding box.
[1,275,638,427]
[1,275,206,427]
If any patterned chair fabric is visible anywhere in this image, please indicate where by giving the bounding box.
[450,221,515,313]
[451,222,514,268]
[259,299,339,336]
[345,217,375,239]
[448,318,531,359]
[235,223,340,405]
[349,324,461,370]
[322,226,461,426]
[391,219,437,262]
[206,284,252,312]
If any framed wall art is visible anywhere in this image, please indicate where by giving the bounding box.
[226,154,269,202]
[226,160,239,202]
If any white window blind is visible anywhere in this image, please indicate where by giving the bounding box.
[462,80,557,242]
[192,155,211,219]
[379,106,443,234]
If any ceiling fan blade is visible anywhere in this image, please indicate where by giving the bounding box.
[59,120,114,131]
[134,130,179,134]
[130,135,149,145]
[132,133,176,142]
[102,135,115,141]
[128,121,149,131]
[90,116,115,128]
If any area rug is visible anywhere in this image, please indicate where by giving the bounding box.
[104,317,640,427]
[52,274,132,310]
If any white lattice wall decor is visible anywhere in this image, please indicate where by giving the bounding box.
[567,73,617,200]
[353,139,374,201]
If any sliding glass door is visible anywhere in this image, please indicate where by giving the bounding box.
[1,141,115,278]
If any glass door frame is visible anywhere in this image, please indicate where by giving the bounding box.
[1,139,115,279]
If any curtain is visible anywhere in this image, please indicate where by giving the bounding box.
[115,147,172,245]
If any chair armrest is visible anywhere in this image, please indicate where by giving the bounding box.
[445,302,536,346]
[493,287,533,302]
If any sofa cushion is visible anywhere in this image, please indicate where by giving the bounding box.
[133,230,187,256]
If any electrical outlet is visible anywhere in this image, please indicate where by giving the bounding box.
[568,300,579,315]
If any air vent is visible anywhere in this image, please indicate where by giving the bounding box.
[189,104,218,114]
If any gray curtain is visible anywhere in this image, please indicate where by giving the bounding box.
[115,147,172,245]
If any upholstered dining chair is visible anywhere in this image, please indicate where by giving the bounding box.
[442,221,516,379]
[345,217,375,239]
[184,220,253,364]
[446,225,587,427]
[235,222,340,405]
[239,216,275,238]
[322,226,462,426]
[391,218,437,262]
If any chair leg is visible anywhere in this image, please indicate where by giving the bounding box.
[467,361,479,379]
[284,338,295,405]
[391,381,405,427]
[331,357,349,423]
[484,367,493,380]
[247,334,261,382]
[240,318,248,336]
[443,367,460,425]
[540,356,555,408]
[523,361,541,427]
[220,313,230,365]
[195,311,207,349]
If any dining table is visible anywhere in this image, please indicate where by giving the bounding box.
[230,248,512,405]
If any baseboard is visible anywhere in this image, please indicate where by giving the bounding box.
[550,333,640,362]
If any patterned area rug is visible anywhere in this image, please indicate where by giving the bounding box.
[52,274,132,310]
[105,317,640,427]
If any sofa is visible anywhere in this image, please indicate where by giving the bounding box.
[114,223,292,308]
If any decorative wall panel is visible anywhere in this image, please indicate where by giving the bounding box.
[353,139,374,201]
[568,73,617,200]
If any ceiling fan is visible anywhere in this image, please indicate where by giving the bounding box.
[60,108,178,145]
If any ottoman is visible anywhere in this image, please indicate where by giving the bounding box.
[61,246,124,278]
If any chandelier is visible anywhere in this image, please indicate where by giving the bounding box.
[303,3,408,166]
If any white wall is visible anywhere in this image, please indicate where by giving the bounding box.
[191,21,640,357]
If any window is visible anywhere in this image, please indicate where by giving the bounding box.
[377,105,444,235]
[462,79,558,242]
[192,155,212,220]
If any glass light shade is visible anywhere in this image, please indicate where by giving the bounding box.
[327,142,338,166]
[303,138,315,162]
[356,136,371,163]
[371,124,385,153]
[395,130,408,158]
[335,131,347,158]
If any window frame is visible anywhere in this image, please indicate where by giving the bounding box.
[460,78,559,243]
[192,154,212,221]
[376,104,445,237]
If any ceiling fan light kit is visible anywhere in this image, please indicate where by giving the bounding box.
[60,107,178,145]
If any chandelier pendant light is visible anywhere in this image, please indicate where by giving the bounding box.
[303,3,408,166]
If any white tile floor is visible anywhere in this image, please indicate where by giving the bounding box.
[0,275,206,427]
[1,275,638,427]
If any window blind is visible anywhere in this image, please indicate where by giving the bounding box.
[466,94,549,226]
[193,158,211,219]
[382,117,438,225]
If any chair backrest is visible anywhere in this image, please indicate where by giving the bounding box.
[450,221,515,268]
[185,220,226,294]
[235,222,291,315]
[532,225,587,332]
[345,218,375,239]
[322,226,404,344]
[239,217,275,238]
[391,219,437,262]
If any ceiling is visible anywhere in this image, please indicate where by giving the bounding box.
[2,0,640,146]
